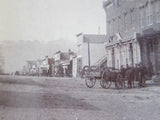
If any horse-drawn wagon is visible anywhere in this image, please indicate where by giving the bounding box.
[81,41,149,89]
[82,64,148,89]
[82,65,126,89]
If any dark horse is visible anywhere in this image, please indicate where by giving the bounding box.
[135,64,148,87]
[125,64,148,88]
[125,67,135,88]
[102,67,121,88]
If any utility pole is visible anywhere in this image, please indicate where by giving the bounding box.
[88,41,90,67]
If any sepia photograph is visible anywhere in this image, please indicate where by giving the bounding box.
[0,0,160,120]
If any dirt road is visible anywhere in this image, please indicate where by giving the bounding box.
[0,75,160,120]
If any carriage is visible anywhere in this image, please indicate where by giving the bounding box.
[82,64,148,89]
[82,65,126,89]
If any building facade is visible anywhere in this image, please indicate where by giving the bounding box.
[76,33,107,77]
[54,50,75,77]
[103,0,160,74]
[23,56,54,76]
[26,60,38,76]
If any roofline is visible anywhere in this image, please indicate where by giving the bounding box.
[83,34,106,36]
[103,0,112,8]
[76,33,83,37]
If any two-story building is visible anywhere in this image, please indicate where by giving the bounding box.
[75,33,107,77]
[40,56,50,76]
[103,0,160,75]
[54,50,75,77]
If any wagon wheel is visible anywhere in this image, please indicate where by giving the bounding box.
[85,77,96,88]
[81,66,90,78]
[91,65,96,70]
[115,73,124,89]
[100,71,112,89]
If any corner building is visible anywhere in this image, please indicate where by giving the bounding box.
[103,0,160,74]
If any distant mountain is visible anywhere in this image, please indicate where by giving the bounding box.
[0,39,76,73]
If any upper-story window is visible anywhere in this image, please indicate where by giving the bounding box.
[110,20,114,36]
[155,1,160,23]
[117,16,121,32]
[130,9,134,28]
[131,8,137,29]
[114,18,117,34]
[107,20,111,36]
[112,18,116,35]
[126,12,131,31]
[146,3,150,25]
[116,0,120,7]
[77,44,82,56]
[146,1,155,25]
[123,12,127,31]
[149,2,155,24]
[140,7,147,28]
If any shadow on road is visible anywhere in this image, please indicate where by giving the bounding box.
[0,77,46,87]
[0,90,99,110]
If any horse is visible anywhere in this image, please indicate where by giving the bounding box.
[102,67,121,88]
[125,67,135,88]
[136,65,148,87]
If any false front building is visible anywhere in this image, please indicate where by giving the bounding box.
[75,33,107,77]
[103,0,160,75]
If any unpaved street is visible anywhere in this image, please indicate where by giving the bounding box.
[0,75,160,120]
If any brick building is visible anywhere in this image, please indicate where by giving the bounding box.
[103,0,160,74]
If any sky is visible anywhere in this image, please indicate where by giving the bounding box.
[0,0,106,73]
[0,0,106,42]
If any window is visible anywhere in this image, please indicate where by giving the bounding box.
[112,20,114,35]
[146,5,149,25]
[107,21,111,36]
[155,1,160,23]
[112,18,116,34]
[140,8,146,27]
[114,18,117,33]
[116,0,120,7]
[132,9,137,28]
[130,11,133,28]
[150,2,155,24]
[124,13,127,31]
[130,8,134,28]
[147,2,155,25]
[117,16,120,32]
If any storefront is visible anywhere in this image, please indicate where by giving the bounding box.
[137,31,160,75]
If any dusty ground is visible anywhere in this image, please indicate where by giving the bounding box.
[0,75,160,120]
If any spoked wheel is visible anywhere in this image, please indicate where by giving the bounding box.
[100,71,112,89]
[82,66,90,75]
[85,77,96,88]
